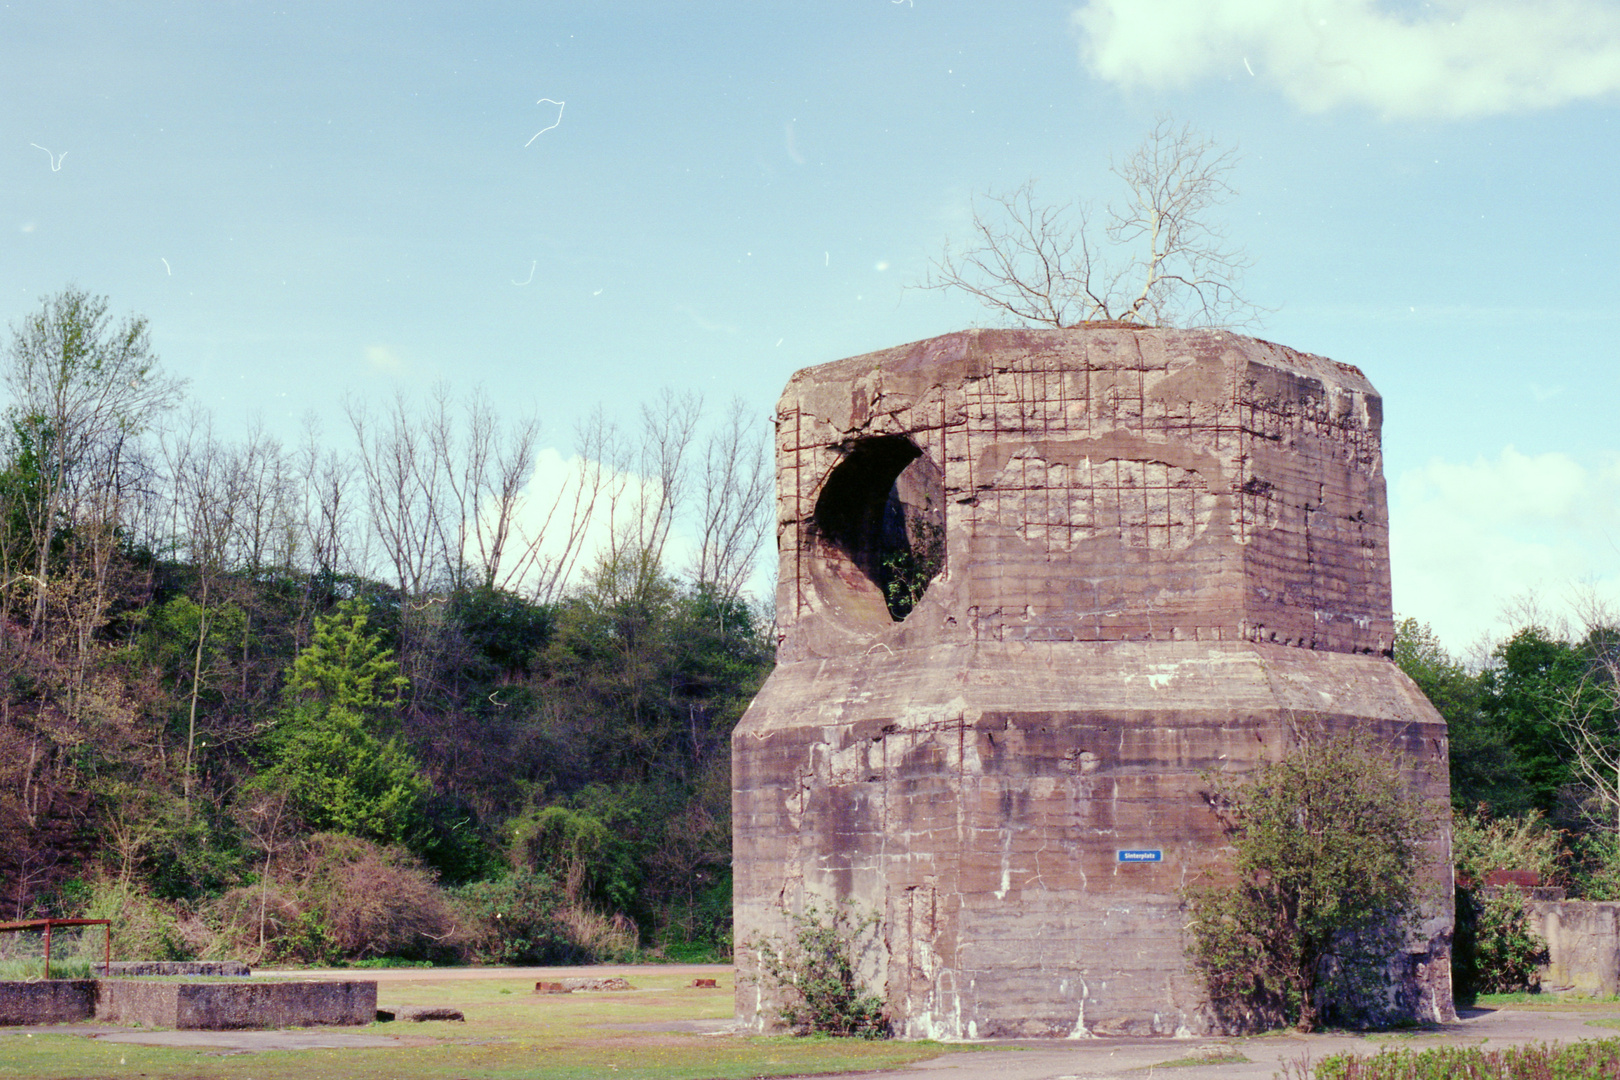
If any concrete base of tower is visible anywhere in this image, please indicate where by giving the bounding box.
[732,639,1455,1038]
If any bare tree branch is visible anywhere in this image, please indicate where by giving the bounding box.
[924,117,1264,330]
[689,398,771,600]
[1557,616,1620,834]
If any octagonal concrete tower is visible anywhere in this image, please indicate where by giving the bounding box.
[733,327,1454,1038]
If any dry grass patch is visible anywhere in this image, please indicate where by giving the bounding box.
[0,969,968,1080]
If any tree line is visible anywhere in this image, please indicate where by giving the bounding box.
[1396,607,1620,844]
[0,287,775,964]
[1395,606,1620,1004]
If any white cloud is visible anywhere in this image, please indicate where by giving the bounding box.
[365,345,403,373]
[1389,446,1620,652]
[1072,0,1620,120]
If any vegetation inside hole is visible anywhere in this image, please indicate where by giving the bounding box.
[879,517,944,621]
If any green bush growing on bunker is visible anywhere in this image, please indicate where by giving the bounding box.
[1184,728,1434,1033]
[750,900,889,1038]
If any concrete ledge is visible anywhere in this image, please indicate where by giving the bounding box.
[0,981,96,1025]
[106,961,251,977]
[97,979,377,1029]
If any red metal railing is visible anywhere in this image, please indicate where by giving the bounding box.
[0,918,112,979]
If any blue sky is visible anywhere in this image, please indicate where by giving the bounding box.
[3,0,1617,654]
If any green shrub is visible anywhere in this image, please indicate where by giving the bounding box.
[1452,809,1564,888]
[1473,886,1548,994]
[450,870,576,965]
[1570,832,1620,900]
[79,878,193,961]
[508,796,642,915]
[282,909,342,966]
[1285,1039,1620,1079]
[749,901,888,1038]
[348,956,435,969]
[1184,729,1433,1032]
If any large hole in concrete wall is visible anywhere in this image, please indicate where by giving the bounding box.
[813,436,945,622]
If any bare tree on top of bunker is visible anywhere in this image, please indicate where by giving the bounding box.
[925,116,1262,330]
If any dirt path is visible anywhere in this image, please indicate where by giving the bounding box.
[821,1007,1620,1080]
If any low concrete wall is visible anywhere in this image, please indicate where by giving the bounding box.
[1529,900,1620,995]
[96,979,376,1029]
[106,961,250,977]
[0,981,96,1025]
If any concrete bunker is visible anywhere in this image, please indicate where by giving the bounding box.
[735,327,1455,1038]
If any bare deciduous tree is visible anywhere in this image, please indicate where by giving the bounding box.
[160,409,254,802]
[347,391,447,604]
[233,420,297,577]
[295,416,359,592]
[1553,594,1620,834]
[485,414,611,606]
[689,398,771,600]
[592,391,701,606]
[925,117,1260,329]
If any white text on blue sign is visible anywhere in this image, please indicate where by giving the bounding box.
[1117,849,1163,863]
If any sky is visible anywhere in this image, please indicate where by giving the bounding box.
[2,0,1617,656]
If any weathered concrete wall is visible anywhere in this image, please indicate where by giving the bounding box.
[773,328,1393,658]
[735,327,1453,1038]
[96,979,376,1029]
[0,980,96,1025]
[1531,901,1620,996]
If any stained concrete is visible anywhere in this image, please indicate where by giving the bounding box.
[734,327,1454,1039]
[1533,901,1620,995]
[0,981,97,1026]
[807,1007,1618,1080]
[96,978,376,1029]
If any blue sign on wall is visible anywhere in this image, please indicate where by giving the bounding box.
[1116,849,1163,863]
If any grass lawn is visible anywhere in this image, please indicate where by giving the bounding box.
[0,970,969,1080]
[1474,991,1620,1009]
